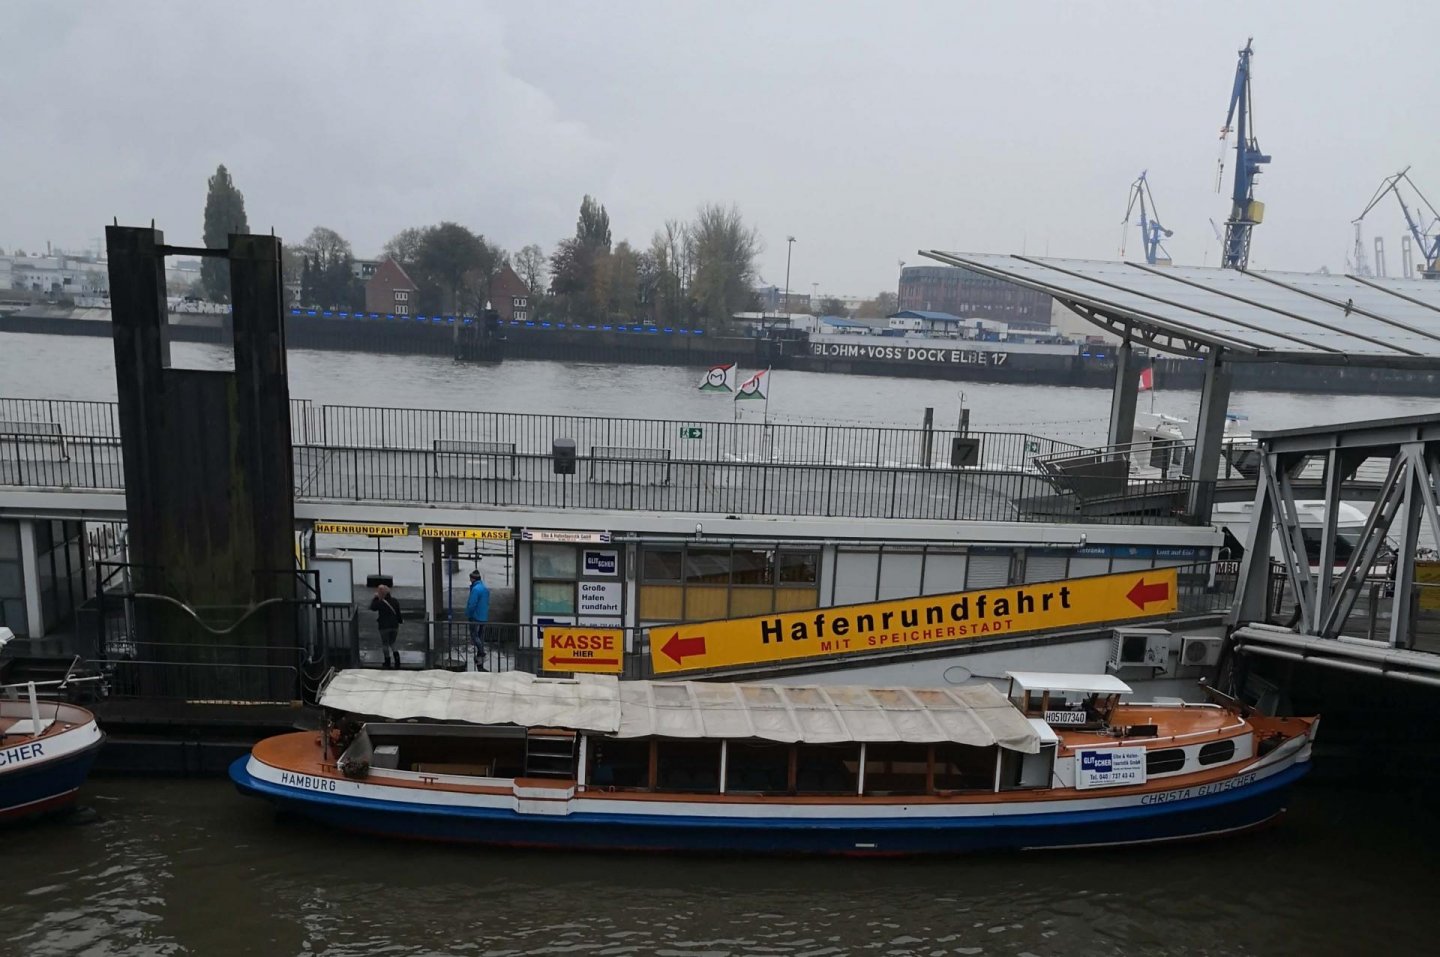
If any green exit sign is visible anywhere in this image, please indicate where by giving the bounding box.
[679,427,703,439]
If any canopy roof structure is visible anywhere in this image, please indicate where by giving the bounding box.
[321,671,1041,752]
[1005,672,1133,696]
[922,252,1440,368]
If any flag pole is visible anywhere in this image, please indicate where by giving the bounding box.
[763,367,772,427]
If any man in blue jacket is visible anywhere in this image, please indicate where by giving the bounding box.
[466,569,491,670]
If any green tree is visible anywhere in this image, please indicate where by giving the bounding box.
[818,297,849,317]
[648,220,691,324]
[298,226,360,309]
[412,222,481,314]
[576,195,612,252]
[688,203,760,331]
[201,164,249,302]
[382,227,427,267]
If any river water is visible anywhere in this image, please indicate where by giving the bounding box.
[2,332,1438,955]
[0,778,1434,957]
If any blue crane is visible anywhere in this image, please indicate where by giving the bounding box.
[1217,39,1271,270]
[1121,171,1174,265]
[1354,167,1440,279]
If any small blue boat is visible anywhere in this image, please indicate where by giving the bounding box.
[1,673,105,823]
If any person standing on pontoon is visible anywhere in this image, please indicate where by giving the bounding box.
[466,569,490,670]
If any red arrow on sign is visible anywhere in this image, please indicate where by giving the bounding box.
[548,655,620,667]
[1126,578,1171,609]
[661,633,707,665]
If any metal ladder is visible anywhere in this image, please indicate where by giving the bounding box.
[523,729,577,779]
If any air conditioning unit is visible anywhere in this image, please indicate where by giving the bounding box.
[1109,627,1171,670]
[1180,635,1224,667]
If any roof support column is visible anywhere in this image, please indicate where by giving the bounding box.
[1188,348,1232,523]
[1106,337,1143,448]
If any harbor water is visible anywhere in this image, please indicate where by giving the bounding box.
[3,332,1440,955]
[0,777,1434,956]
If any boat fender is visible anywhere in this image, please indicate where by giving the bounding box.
[340,759,371,779]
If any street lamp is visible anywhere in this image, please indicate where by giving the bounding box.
[896,259,906,314]
[784,236,796,320]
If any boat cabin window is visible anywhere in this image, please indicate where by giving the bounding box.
[861,743,929,795]
[795,743,859,794]
[1146,748,1187,775]
[1198,739,1236,766]
[725,741,790,794]
[933,743,1000,793]
[588,737,650,790]
[360,724,527,779]
[656,739,722,793]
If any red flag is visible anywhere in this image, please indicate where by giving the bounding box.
[1138,367,1154,391]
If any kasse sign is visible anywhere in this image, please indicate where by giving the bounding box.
[650,567,1178,674]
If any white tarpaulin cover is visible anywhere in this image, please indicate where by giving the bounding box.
[320,671,1040,753]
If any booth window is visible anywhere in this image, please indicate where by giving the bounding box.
[638,544,820,623]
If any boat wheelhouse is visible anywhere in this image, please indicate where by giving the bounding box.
[231,670,1317,856]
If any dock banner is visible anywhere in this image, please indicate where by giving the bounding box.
[649,567,1179,674]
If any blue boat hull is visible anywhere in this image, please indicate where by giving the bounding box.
[1,736,104,823]
[231,757,1308,856]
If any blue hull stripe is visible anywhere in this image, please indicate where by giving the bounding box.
[1,738,104,820]
[231,757,1309,855]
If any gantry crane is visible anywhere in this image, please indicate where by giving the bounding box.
[1354,167,1440,279]
[1217,39,1271,270]
[1121,171,1174,265]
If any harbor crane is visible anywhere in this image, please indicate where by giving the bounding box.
[1216,39,1271,270]
[1354,167,1440,279]
[1120,171,1173,264]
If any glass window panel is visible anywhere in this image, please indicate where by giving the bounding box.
[731,549,774,585]
[531,544,577,580]
[0,522,19,561]
[684,548,732,585]
[1,600,26,635]
[642,548,683,582]
[729,588,774,617]
[777,551,818,584]
[638,585,684,621]
[531,582,575,614]
[684,586,728,621]
[0,563,21,597]
[775,587,819,612]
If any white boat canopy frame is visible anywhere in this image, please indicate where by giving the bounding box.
[320,671,1041,753]
[1005,672,1133,697]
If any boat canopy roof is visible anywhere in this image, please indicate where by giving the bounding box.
[1005,672,1133,696]
[321,671,1041,753]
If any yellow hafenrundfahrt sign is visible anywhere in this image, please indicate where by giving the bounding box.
[417,525,512,541]
[650,567,1179,675]
[542,627,624,674]
[314,521,409,537]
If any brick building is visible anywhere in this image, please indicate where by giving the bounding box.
[485,263,531,322]
[898,266,1052,331]
[364,258,419,315]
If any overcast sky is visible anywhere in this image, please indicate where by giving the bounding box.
[6,1,1438,296]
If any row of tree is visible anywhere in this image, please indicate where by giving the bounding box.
[200,166,768,329]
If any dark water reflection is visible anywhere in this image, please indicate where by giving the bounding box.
[0,778,1432,956]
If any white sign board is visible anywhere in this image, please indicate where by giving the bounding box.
[523,529,612,543]
[1074,747,1148,790]
[1044,709,1088,726]
[577,581,623,616]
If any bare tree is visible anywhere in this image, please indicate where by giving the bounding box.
[688,203,761,331]
[514,243,548,297]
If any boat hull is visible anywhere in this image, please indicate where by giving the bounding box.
[0,727,105,824]
[230,756,1308,857]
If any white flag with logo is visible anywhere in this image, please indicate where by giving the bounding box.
[735,368,769,401]
[698,362,736,393]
